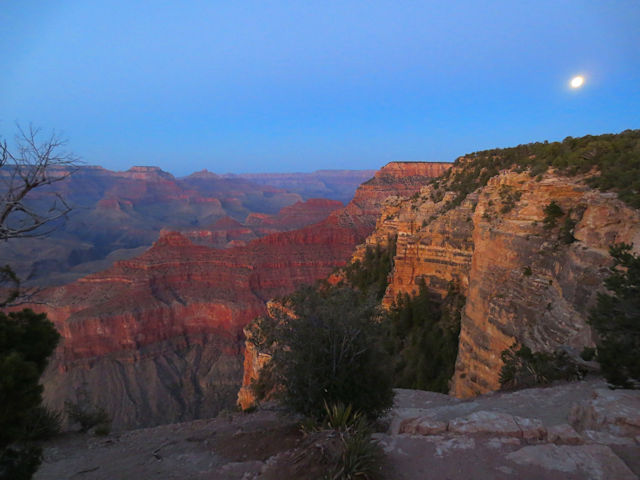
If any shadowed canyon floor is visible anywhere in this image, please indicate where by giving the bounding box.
[35,380,640,480]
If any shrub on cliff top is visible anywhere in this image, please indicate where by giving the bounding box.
[437,130,640,210]
[499,344,585,390]
[589,243,640,388]
[253,286,394,420]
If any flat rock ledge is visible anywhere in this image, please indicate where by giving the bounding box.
[379,380,640,479]
[35,380,640,480]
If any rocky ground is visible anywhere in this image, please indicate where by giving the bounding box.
[35,379,639,480]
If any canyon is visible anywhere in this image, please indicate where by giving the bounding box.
[0,166,363,286]
[22,161,450,428]
[239,133,640,411]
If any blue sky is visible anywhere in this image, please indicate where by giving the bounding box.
[1,1,639,175]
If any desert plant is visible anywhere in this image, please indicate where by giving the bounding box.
[0,309,60,480]
[499,344,585,390]
[543,201,564,229]
[384,280,463,392]
[323,401,364,432]
[560,216,577,244]
[21,406,62,441]
[254,286,394,421]
[329,427,383,480]
[64,400,111,434]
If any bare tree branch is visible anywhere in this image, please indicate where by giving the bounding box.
[0,124,80,241]
[0,124,79,305]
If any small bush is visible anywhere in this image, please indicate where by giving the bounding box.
[499,344,585,390]
[329,427,383,480]
[560,216,577,244]
[64,401,111,434]
[323,402,364,433]
[580,347,596,361]
[21,406,62,441]
[93,423,111,437]
[543,201,564,229]
[384,280,463,393]
[254,287,394,421]
[523,266,532,276]
[0,445,42,480]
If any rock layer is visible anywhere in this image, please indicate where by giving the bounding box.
[359,168,640,397]
[27,162,448,428]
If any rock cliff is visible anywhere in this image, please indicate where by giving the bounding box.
[355,165,640,398]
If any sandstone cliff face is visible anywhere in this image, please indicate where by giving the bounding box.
[450,171,640,397]
[359,168,640,398]
[344,161,451,221]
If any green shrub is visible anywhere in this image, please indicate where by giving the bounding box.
[343,236,397,300]
[589,243,640,388]
[580,347,596,361]
[499,344,585,390]
[323,402,364,433]
[0,445,42,480]
[64,400,111,434]
[93,423,111,437]
[0,309,60,479]
[21,406,62,441]
[384,280,464,393]
[560,217,577,244]
[543,201,564,230]
[329,426,383,480]
[254,287,394,421]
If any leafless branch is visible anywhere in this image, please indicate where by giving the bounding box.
[0,123,80,241]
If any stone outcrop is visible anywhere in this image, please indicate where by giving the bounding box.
[354,166,640,398]
[450,172,640,397]
[380,380,640,479]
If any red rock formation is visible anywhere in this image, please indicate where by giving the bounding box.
[235,163,452,410]
[31,162,448,428]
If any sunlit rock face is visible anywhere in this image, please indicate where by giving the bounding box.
[450,172,640,397]
[355,167,640,398]
[26,162,448,429]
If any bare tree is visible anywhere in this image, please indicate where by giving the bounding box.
[0,124,79,305]
[0,124,79,241]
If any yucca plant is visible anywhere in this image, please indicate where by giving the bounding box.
[323,401,383,480]
[323,401,364,432]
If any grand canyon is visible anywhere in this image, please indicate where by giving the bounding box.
[5,132,640,480]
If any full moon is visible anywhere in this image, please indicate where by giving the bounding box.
[570,75,585,89]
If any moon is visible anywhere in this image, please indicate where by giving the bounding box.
[570,75,585,89]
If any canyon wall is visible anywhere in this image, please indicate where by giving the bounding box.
[450,171,640,397]
[357,167,640,398]
[29,161,449,428]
